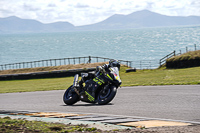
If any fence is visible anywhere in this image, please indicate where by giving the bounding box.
[159,44,200,66]
[0,56,132,71]
[130,60,159,69]
[159,51,176,66]
[178,44,199,55]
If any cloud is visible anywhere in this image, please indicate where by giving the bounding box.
[0,9,13,15]
[23,3,40,11]
[48,3,57,8]
[75,3,90,8]
[0,0,200,26]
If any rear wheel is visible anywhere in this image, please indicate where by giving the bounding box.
[97,86,117,105]
[63,86,79,105]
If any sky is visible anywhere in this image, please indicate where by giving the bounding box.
[0,0,200,26]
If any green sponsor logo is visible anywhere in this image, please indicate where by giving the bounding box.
[93,77,105,85]
[85,91,95,102]
[106,74,113,80]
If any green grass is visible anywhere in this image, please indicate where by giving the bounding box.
[0,66,200,93]
[120,66,200,86]
[0,77,74,93]
[0,117,97,133]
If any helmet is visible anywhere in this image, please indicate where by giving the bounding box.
[109,59,120,70]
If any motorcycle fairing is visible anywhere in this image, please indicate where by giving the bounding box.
[80,91,95,103]
[79,79,99,103]
[93,76,105,85]
[105,67,122,86]
[109,67,121,83]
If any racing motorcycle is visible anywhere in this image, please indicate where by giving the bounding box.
[63,65,121,105]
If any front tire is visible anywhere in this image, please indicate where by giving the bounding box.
[63,86,79,105]
[97,86,117,105]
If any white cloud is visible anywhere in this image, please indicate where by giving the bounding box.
[0,0,200,26]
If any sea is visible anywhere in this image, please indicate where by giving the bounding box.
[0,25,200,66]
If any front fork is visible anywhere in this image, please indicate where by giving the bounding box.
[73,74,80,95]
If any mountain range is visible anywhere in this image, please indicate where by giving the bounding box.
[0,10,200,33]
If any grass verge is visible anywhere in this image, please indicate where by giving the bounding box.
[0,117,97,133]
[0,66,200,93]
[120,66,200,86]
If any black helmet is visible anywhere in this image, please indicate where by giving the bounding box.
[109,59,120,70]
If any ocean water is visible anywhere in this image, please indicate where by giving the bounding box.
[0,26,200,65]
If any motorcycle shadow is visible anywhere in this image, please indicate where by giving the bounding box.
[61,103,113,106]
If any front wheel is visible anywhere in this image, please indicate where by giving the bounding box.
[97,86,117,105]
[63,86,79,105]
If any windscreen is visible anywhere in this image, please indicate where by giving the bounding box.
[110,67,121,82]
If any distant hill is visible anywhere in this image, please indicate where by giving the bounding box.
[0,10,200,33]
[77,10,200,30]
[0,16,75,33]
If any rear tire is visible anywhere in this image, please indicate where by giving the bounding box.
[63,86,79,105]
[97,86,117,105]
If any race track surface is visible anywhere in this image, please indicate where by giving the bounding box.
[0,85,199,122]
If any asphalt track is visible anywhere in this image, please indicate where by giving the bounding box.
[0,85,200,123]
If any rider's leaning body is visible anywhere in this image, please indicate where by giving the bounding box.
[78,59,121,90]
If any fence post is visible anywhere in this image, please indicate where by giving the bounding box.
[64,58,66,65]
[68,59,70,65]
[149,61,151,69]
[59,59,62,66]
[42,60,44,67]
[37,61,39,67]
[54,59,56,66]
[34,62,36,67]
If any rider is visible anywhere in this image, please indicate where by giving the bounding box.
[78,59,120,89]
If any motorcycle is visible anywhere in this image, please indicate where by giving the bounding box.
[63,66,122,105]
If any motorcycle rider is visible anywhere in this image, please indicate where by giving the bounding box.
[78,59,120,89]
[63,59,121,105]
